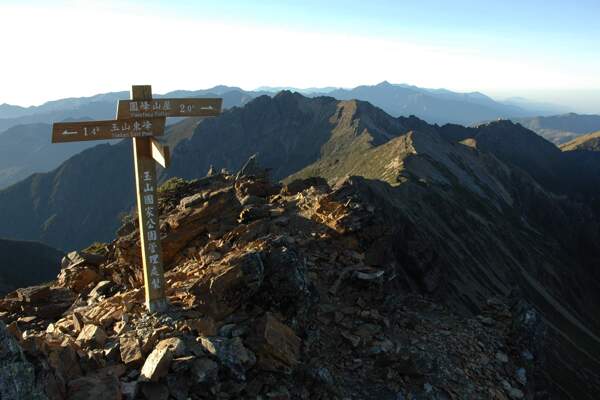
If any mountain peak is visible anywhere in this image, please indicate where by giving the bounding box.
[375,80,393,87]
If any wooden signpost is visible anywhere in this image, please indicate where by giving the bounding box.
[52,85,223,312]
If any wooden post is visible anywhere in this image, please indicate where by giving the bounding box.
[131,85,167,313]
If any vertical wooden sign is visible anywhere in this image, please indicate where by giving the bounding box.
[131,85,167,313]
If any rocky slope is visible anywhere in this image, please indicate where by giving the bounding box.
[560,130,600,152]
[1,154,599,399]
[439,120,600,200]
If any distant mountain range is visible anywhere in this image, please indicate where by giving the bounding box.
[0,86,260,134]
[513,113,600,145]
[310,81,533,125]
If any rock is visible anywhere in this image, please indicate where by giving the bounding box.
[236,179,272,198]
[88,280,117,300]
[72,312,84,332]
[0,321,47,399]
[17,316,37,324]
[266,386,291,400]
[140,382,169,400]
[341,330,361,347]
[478,316,495,326]
[282,177,329,195]
[16,285,51,303]
[191,357,219,384]
[236,154,266,179]
[353,269,384,281]
[120,336,143,365]
[57,265,101,293]
[139,346,173,382]
[67,373,122,400]
[179,192,206,209]
[502,380,524,399]
[239,205,270,222]
[496,352,509,363]
[155,337,186,357]
[166,374,191,400]
[186,317,217,336]
[516,367,527,386]
[191,251,264,319]
[509,388,525,399]
[5,321,22,339]
[77,324,107,347]
[199,336,256,380]
[368,338,394,354]
[120,381,138,400]
[48,343,82,381]
[248,313,301,374]
[239,194,267,207]
[262,246,311,315]
[61,251,106,269]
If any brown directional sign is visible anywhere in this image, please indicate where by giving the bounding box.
[117,98,222,120]
[52,118,166,143]
[50,84,223,314]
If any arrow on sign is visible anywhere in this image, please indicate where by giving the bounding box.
[62,130,78,135]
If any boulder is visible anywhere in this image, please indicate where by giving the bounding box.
[155,337,186,357]
[61,251,106,269]
[76,324,107,347]
[57,265,101,293]
[247,313,301,374]
[119,336,143,365]
[199,336,256,381]
[139,346,173,382]
[16,285,51,304]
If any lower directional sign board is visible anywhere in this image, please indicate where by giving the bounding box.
[117,98,222,119]
[52,118,166,143]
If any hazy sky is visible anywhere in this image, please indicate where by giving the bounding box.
[1,0,599,112]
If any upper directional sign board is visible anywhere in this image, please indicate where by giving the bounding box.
[117,98,222,120]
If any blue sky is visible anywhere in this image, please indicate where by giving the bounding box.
[1,0,599,111]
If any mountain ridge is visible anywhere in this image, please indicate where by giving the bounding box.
[0,91,600,397]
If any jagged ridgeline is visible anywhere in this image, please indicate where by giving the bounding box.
[0,91,599,398]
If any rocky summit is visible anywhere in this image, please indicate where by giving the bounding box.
[1,157,599,399]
